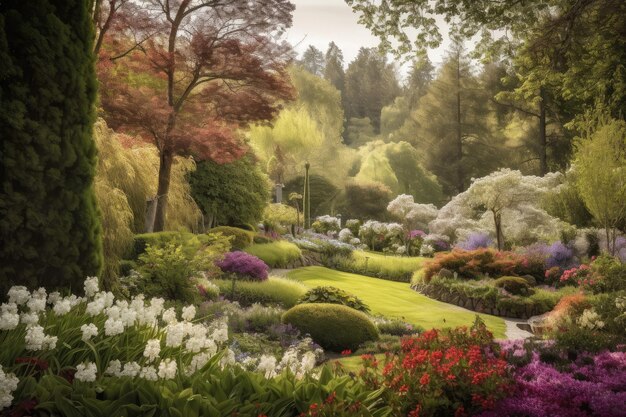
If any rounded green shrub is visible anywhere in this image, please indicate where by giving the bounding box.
[298,286,370,313]
[210,226,254,249]
[253,235,273,244]
[494,276,534,296]
[282,303,379,351]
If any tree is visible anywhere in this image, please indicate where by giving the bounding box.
[323,42,345,100]
[284,175,340,218]
[0,0,102,294]
[98,0,295,232]
[574,117,626,255]
[300,45,325,76]
[387,194,438,231]
[344,47,401,133]
[189,154,271,229]
[342,180,393,221]
[430,169,563,250]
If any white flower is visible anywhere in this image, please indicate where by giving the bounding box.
[81,323,98,342]
[396,245,407,255]
[106,305,121,320]
[75,362,97,382]
[162,308,177,324]
[47,291,61,305]
[104,317,124,336]
[84,276,100,298]
[300,351,317,374]
[139,366,158,381]
[0,303,19,331]
[256,355,277,378]
[143,339,161,363]
[338,228,353,243]
[616,296,626,311]
[53,298,72,316]
[158,359,177,380]
[578,309,605,330]
[181,305,196,322]
[189,352,211,373]
[211,321,228,343]
[185,335,208,353]
[104,360,122,377]
[27,289,47,313]
[0,365,20,410]
[165,322,186,348]
[120,362,141,377]
[219,348,235,369]
[24,325,57,351]
[7,286,30,306]
[20,312,39,326]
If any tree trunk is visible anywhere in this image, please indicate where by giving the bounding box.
[493,210,504,251]
[539,87,548,176]
[455,52,464,193]
[153,149,174,232]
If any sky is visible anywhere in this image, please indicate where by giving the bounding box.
[285,0,453,80]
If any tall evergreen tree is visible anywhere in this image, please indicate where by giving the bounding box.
[300,45,325,77]
[323,42,345,99]
[0,0,103,294]
[344,47,401,133]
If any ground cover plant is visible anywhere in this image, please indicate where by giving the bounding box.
[288,266,506,338]
[243,241,302,268]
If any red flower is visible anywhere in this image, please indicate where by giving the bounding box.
[341,349,352,356]
[419,372,430,386]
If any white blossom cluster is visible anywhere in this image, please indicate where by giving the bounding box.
[387,194,439,230]
[252,337,323,379]
[578,309,605,330]
[314,215,341,230]
[0,366,19,409]
[338,228,354,243]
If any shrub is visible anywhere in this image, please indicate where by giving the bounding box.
[494,276,534,296]
[311,215,341,234]
[209,226,254,249]
[253,234,273,244]
[136,241,224,303]
[358,319,509,417]
[0,0,103,297]
[456,232,493,250]
[244,241,302,268]
[262,203,300,234]
[214,277,307,308]
[373,317,422,336]
[589,254,626,293]
[283,304,379,351]
[299,286,370,313]
[217,251,269,281]
[423,249,544,282]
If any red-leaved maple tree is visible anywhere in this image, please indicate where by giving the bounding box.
[97,0,296,231]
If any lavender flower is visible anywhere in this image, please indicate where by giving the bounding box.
[217,251,269,281]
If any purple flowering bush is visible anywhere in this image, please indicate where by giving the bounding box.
[217,251,269,281]
[482,345,626,417]
[456,232,493,250]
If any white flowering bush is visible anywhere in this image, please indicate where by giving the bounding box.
[578,308,606,330]
[358,220,404,251]
[338,228,354,243]
[311,215,341,234]
[387,194,438,231]
[0,277,329,411]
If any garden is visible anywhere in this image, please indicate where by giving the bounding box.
[1,0,626,416]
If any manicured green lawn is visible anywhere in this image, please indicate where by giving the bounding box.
[288,266,506,338]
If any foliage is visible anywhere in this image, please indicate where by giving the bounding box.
[299,286,370,313]
[98,0,295,231]
[130,232,229,262]
[209,226,255,250]
[283,175,340,219]
[262,204,300,234]
[423,249,545,283]
[358,320,509,417]
[343,47,401,134]
[93,119,203,234]
[574,117,626,255]
[373,317,422,337]
[214,277,307,308]
[387,194,439,232]
[343,180,393,221]
[189,155,270,228]
[0,0,102,295]
[282,303,379,352]
[357,221,404,252]
[136,239,226,303]
[493,277,533,296]
[311,215,341,235]
[588,254,626,293]
[217,252,269,282]
[243,241,302,268]
[328,251,424,283]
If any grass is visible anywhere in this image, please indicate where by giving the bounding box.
[287,266,506,338]
[330,250,426,282]
[244,241,302,268]
[214,276,307,308]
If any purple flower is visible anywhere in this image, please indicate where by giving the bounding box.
[456,232,493,250]
[217,251,269,281]
[546,241,575,269]
[408,230,426,240]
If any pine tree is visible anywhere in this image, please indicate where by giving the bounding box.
[0,0,103,294]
